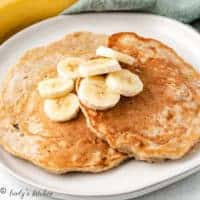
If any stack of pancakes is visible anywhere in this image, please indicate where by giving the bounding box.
[0,32,200,174]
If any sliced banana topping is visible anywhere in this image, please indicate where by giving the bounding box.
[57,57,84,79]
[44,93,80,122]
[96,46,135,65]
[38,46,143,120]
[77,76,120,110]
[79,57,121,77]
[106,69,143,97]
[38,78,74,98]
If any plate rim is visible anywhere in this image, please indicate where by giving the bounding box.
[0,12,200,199]
[1,157,200,200]
[1,13,200,51]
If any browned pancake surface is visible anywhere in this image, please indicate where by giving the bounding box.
[79,32,200,161]
[0,32,126,173]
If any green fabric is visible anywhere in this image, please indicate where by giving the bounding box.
[63,0,200,31]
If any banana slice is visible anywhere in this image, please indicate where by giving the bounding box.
[57,57,84,79]
[38,78,74,98]
[44,93,80,122]
[106,69,143,97]
[96,46,135,65]
[79,57,121,77]
[77,76,120,110]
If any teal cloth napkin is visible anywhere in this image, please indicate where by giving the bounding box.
[63,0,200,31]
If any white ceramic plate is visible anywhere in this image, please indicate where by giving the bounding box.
[0,13,200,200]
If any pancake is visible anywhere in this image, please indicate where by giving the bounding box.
[0,111,125,173]
[0,32,126,173]
[78,32,200,161]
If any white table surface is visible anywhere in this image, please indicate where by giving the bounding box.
[0,165,198,200]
